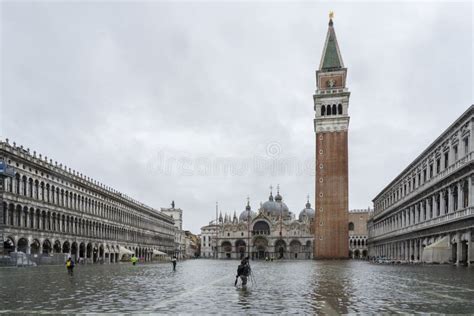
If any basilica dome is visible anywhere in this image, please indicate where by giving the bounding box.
[299,199,315,221]
[262,191,290,218]
[239,202,256,222]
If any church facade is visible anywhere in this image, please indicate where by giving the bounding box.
[313,16,350,258]
[202,187,315,260]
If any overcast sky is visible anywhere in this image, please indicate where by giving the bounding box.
[1,1,472,233]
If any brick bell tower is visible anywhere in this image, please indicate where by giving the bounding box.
[313,13,350,259]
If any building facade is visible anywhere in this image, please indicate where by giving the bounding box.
[0,140,175,264]
[201,187,315,260]
[200,223,218,258]
[314,16,350,258]
[368,106,474,265]
[348,209,370,259]
[160,203,187,259]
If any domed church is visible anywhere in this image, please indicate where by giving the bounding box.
[214,186,315,260]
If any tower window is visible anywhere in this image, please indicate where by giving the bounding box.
[321,105,326,116]
[338,104,342,115]
[332,104,337,115]
[348,222,354,231]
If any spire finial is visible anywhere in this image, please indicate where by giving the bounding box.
[307,194,310,202]
[277,184,280,194]
[329,11,334,26]
[247,196,250,206]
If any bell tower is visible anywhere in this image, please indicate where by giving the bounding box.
[313,13,350,259]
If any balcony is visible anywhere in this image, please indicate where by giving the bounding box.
[370,206,474,242]
[374,152,474,220]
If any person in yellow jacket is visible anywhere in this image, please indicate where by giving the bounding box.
[131,255,138,266]
[66,257,75,275]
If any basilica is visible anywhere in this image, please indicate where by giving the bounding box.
[201,187,315,260]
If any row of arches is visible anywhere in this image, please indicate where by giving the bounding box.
[320,104,343,116]
[3,173,170,232]
[218,237,312,260]
[349,249,368,259]
[3,236,163,263]
[350,238,366,247]
[1,202,174,247]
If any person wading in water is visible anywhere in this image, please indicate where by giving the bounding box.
[171,255,177,271]
[235,257,251,287]
[66,257,75,275]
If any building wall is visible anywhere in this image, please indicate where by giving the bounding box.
[315,131,349,258]
[369,106,474,265]
[348,210,369,258]
[0,140,175,263]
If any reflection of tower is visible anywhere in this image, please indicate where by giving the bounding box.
[313,14,350,259]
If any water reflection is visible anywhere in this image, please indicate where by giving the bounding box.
[0,260,472,314]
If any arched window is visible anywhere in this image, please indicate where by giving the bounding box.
[338,104,343,114]
[348,222,355,231]
[332,104,337,115]
[321,105,326,116]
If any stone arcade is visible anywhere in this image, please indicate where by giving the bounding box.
[368,106,474,265]
[0,140,175,264]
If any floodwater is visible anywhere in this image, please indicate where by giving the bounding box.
[0,260,473,314]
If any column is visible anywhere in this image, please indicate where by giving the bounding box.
[440,192,446,215]
[448,187,453,213]
[467,230,472,267]
[457,182,463,211]
[456,232,462,265]
[470,176,474,207]
[427,198,432,220]
[415,239,419,261]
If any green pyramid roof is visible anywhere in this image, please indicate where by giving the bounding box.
[321,20,343,70]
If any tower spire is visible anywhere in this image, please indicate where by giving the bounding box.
[319,11,344,71]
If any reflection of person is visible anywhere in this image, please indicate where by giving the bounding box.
[131,255,138,266]
[66,257,75,275]
[172,256,177,271]
[236,257,251,287]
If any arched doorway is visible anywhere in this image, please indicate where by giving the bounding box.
[290,240,302,259]
[42,240,52,255]
[17,238,28,254]
[235,240,246,259]
[79,243,86,260]
[43,239,53,255]
[99,245,104,263]
[354,249,360,259]
[306,241,312,259]
[362,250,368,258]
[71,242,78,262]
[274,239,286,259]
[93,245,99,263]
[221,241,232,259]
[349,250,353,258]
[253,236,268,260]
[62,241,70,254]
[3,237,15,255]
[86,243,93,261]
[30,239,40,255]
[53,240,61,254]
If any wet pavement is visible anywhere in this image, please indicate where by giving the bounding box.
[0,260,473,314]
